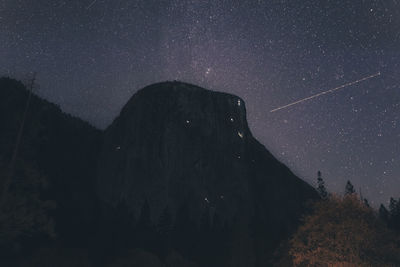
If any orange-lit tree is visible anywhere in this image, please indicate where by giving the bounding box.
[289,194,400,266]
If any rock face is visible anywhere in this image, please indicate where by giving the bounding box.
[97,81,317,229]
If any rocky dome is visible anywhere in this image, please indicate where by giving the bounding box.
[97,81,317,228]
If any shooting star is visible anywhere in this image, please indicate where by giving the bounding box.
[270,72,381,113]
[86,0,97,10]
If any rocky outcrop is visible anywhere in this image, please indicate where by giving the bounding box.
[97,81,317,228]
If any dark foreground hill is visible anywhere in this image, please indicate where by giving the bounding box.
[0,77,102,242]
[0,78,318,266]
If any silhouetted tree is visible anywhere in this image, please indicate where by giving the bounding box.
[379,204,390,224]
[378,199,400,232]
[389,198,399,217]
[388,197,400,231]
[363,198,370,208]
[345,180,355,195]
[316,171,328,199]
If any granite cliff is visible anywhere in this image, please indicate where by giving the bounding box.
[97,81,317,251]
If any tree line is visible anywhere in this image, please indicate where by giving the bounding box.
[272,171,400,266]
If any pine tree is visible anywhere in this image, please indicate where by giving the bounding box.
[379,204,389,224]
[389,197,398,216]
[345,180,355,195]
[316,171,328,199]
[363,198,370,208]
[389,197,400,231]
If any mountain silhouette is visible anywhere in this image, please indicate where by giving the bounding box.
[0,77,101,243]
[97,81,318,265]
[0,78,317,266]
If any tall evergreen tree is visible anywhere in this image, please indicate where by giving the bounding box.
[389,197,398,216]
[316,171,328,199]
[379,204,390,224]
[388,197,400,231]
[345,180,355,195]
[363,198,370,208]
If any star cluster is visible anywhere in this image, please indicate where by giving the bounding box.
[1,0,399,206]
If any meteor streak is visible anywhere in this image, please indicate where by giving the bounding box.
[270,72,381,113]
[86,0,97,10]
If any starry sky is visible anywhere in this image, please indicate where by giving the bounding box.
[1,0,399,206]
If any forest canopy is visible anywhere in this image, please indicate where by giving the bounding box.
[286,194,400,266]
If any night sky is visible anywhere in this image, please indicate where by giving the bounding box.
[1,0,399,206]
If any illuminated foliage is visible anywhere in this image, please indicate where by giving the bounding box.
[289,194,400,266]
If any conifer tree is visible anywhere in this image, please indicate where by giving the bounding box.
[389,197,398,216]
[389,197,400,231]
[379,204,389,224]
[345,180,355,195]
[316,171,328,199]
[363,198,370,208]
